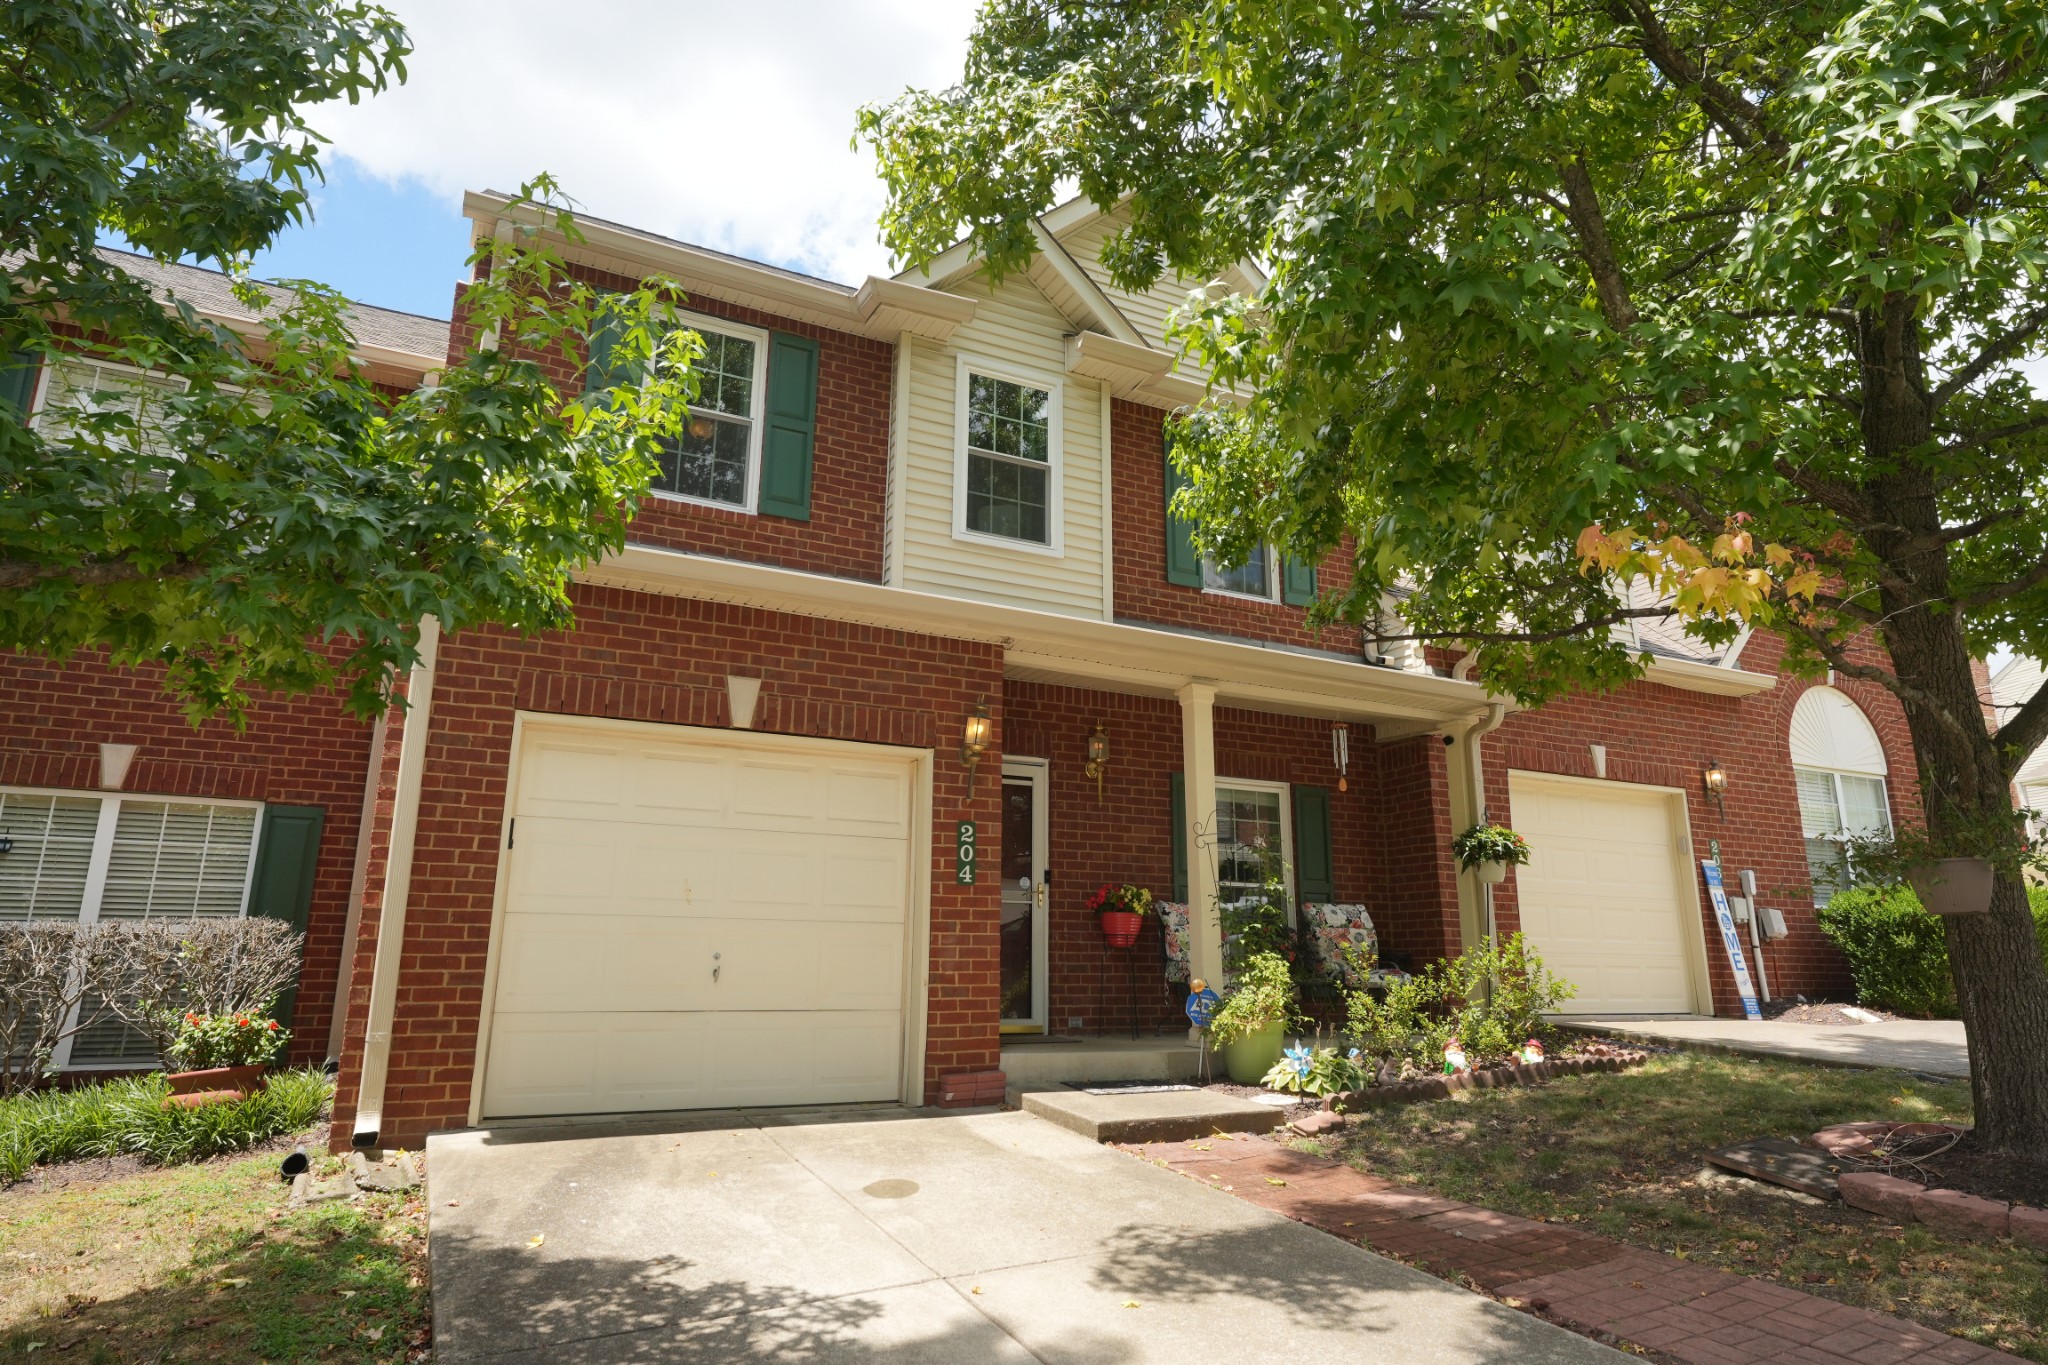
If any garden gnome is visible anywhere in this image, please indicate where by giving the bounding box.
[1443,1036,1470,1075]
[1519,1038,1545,1065]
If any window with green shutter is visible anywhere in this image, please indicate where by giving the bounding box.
[1291,785,1335,904]
[760,330,819,520]
[0,351,40,421]
[1163,426,1202,587]
[247,805,326,1026]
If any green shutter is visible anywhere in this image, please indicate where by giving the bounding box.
[1292,785,1334,905]
[1169,772,1188,902]
[583,294,634,395]
[759,330,819,521]
[1282,554,1318,606]
[1163,423,1202,586]
[0,351,39,422]
[247,804,325,1026]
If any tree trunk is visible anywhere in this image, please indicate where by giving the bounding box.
[1862,306,2048,1157]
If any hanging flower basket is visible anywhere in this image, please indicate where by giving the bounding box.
[1453,825,1529,884]
[1907,858,1995,917]
[1089,883,1154,948]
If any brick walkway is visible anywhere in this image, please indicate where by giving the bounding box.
[1120,1133,2023,1365]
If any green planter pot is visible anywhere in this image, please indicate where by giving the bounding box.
[1220,1021,1286,1084]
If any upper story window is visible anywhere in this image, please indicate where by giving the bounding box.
[1203,547,1278,601]
[955,362,1062,553]
[652,316,768,512]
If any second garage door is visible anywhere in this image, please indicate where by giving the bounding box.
[480,720,919,1119]
[1508,773,1701,1015]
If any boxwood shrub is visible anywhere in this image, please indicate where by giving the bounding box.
[1817,884,2048,1018]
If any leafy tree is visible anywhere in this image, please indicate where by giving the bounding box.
[1,0,693,721]
[862,0,2048,1154]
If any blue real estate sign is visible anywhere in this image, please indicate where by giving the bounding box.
[1701,859,1763,1020]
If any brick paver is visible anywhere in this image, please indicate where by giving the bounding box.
[1120,1133,2026,1365]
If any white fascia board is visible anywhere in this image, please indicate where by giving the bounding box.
[1026,221,1146,345]
[1644,654,1779,696]
[465,191,976,342]
[189,308,442,383]
[582,543,1495,727]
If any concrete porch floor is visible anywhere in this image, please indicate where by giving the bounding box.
[999,1035,1207,1092]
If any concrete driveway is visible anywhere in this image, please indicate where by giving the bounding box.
[1567,1016,1969,1076]
[426,1107,1626,1363]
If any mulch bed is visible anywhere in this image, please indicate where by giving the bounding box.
[1913,1134,2048,1209]
[0,1123,329,1200]
[1762,998,1899,1024]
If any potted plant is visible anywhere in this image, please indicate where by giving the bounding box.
[1906,858,1995,917]
[1452,824,1531,885]
[1089,883,1154,947]
[160,1009,290,1109]
[1210,950,1297,1083]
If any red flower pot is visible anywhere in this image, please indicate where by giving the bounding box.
[161,1064,267,1110]
[1099,910,1142,948]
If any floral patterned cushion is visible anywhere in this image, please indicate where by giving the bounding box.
[1302,903,1377,987]
[1158,902,1192,982]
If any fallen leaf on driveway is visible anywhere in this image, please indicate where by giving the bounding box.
[1122,1301,1140,1309]
[527,1235,546,1248]
[970,1286,983,1295]
[1265,1178,1287,1186]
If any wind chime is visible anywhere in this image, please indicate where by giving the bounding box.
[1331,722,1351,792]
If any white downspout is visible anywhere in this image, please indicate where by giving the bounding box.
[350,615,440,1149]
[1463,702,1508,938]
[325,711,390,1069]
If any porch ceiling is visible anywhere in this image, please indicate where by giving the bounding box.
[584,545,1497,732]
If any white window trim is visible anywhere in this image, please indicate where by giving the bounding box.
[1202,545,1281,603]
[1215,776,1296,916]
[951,353,1066,558]
[647,309,770,517]
[1794,765,1891,904]
[0,785,267,1071]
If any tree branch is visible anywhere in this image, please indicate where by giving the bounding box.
[0,559,205,591]
[1781,617,1979,746]
[1369,603,1682,647]
[1932,302,2048,408]
[1938,410,2048,457]
[1996,680,2048,779]
[1957,548,2048,613]
[1558,155,1638,331]
[1606,0,1783,151]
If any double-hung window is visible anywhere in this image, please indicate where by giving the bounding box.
[1795,768,1891,906]
[957,364,1060,550]
[1203,547,1279,601]
[651,316,769,511]
[0,787,263,1065]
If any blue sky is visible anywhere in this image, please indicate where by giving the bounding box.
[220,0,981,322]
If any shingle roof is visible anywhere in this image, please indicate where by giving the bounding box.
[93,247,450,363]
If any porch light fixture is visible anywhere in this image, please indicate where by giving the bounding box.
[1084,720,1109,799]
[962,700,993,796]
[1703,759,1728,816]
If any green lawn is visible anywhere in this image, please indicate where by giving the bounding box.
[1320,1051,2048,1362]
[0,1140,429,1362]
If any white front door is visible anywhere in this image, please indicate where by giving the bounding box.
[480,719,918,1119]
[999,759,1049,1031]
[1508,772,1703,1015]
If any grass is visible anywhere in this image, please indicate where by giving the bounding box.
[0,1070,332,1184]
[1321,1050,2048,1362]
[0,1140,428,1362]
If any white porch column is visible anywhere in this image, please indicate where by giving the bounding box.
[1178,680,1224,994]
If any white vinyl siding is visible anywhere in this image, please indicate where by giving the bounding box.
[0,787,262,1066]
[1055,212,1214,385]
[29,356,188,464]
[897,274,1108,618]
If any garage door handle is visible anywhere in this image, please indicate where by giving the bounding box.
[712,951,721,983]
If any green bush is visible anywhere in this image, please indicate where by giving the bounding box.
[1344,933,1577,1070]
[1210,950,1298,1045]
[1817,885,2048,1018]
[0,1068,330,1184]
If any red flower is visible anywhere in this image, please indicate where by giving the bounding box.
[184,1012,199,1025]
[266,1021,279,1031]
[236,1016,250,1027]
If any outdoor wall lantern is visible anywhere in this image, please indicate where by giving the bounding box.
[1702,759,1728,816]
[962,701,993,796]
[1084,720,1110,799]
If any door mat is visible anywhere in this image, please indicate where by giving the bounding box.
[1707,1136,1860,1198]
[1066,1080,1201,1095]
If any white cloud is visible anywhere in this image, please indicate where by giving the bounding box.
[314,0,979,284]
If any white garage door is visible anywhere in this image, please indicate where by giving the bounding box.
[481,720,917,1119]
[1508,773,1699,1015]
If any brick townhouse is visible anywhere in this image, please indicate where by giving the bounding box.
[2,206,1920,1150]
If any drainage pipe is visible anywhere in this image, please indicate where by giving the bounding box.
[1460,701,1509,940]
[325,711,390,1070]
[350,615,440,1150]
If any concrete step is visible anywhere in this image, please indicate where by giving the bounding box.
[1020,1087,1284,1143]
[999,1037,1205,1087]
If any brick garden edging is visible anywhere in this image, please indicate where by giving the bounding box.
[1840,1171,2048,1251]
[1320,1051,1649,1118]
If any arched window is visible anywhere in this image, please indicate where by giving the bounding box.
[1789,687,1892,904]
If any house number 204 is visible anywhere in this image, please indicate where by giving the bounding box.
[956,821,977,885]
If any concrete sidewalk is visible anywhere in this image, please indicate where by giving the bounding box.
[1562,1017,1969,1077]
[426,1107,1626,1363]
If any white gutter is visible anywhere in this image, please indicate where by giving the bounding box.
[350,615,440,1150]
[1454,647,1775,697]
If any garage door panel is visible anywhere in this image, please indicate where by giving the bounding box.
[486,722,915,1120]
[483,1010,902,1117]
[1511,773,1697,1015]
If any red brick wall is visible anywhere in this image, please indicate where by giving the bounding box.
[1480,631,1921,1012]
[0,652,375,1064]
[1369,735,1464,970]
[450,269,892,583]
[329,584,1004,1148]
[1002,681,1398,1035]
[1109,399,1366,653]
